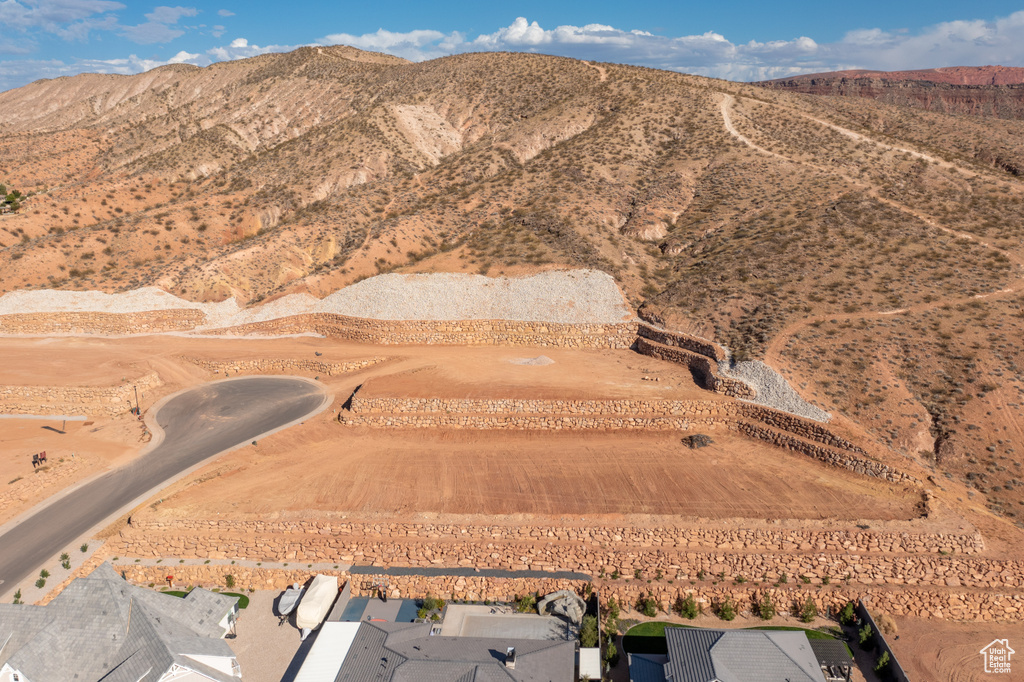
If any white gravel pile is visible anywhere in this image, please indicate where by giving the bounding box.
[0,270,634,330]
[313,271,633,323]
[508,356,555,366]
[719,360,832,423]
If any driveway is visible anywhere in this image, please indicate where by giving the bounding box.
[0,376,329,596]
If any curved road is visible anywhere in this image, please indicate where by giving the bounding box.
[0,376,328,595]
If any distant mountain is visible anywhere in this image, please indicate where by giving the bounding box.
[755,65,1024,120]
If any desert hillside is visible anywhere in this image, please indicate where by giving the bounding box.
[2,47,1024,524]
[757,65,1024,121]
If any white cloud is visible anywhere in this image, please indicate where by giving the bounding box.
[206,37,296,62]
[217,8,234,17]
[7,11,1024,94]
[312,13,1024,81]
[120,5,198,45]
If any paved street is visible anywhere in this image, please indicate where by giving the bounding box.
[0,377,327,595]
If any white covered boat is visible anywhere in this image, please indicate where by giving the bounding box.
[296,575,339,639]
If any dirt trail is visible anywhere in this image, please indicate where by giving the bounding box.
[582,61,608,82]
[719,92,1024,371]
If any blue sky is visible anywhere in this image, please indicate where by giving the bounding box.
[2,1,1024,91]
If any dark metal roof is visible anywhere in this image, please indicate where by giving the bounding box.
[628,653,669,682]
[665,627,721,682]
[664,628,827,682]
[808,639,854,668]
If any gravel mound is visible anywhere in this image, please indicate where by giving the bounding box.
[0,270,634,330]
[719,360,832,423]
[314,271,632,323]
[508,356,555,366]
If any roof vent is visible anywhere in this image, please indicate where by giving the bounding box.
[505,647,517,669]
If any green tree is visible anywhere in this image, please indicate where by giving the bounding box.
[758,593,776,621]
[604,640,618,667]
[12,590,21,604]
[580,614,599,648]
[858,624,874,650]
[800,596,818,623]
[606,597,620,622]
[675,593,700,619]
[838,601,856,625]
[642,597,658,618]
[717,597,736,621]
[874,650,891,673]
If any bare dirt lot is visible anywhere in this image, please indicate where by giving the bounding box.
[152,426,916,521]
[0,334,914,526]
[889,616,1023,681]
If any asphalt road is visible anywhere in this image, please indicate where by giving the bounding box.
[0,376,327,594]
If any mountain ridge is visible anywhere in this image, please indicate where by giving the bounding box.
[2,47,1024,518]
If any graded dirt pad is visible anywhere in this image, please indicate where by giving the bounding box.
[149,425,915,521]
[889,616,1022,681]
[0,334,927,525]
[0,415,148,525]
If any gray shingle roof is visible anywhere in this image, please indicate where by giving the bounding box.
[664,628,827,682]
[0,562,238,682]
[336,621,574,682]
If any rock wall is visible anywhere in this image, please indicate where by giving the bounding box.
[638,323,728,362]
[180,356,388,376]
[340,394,913,483]
[0,371,161,416]
[0,310,205,335]
[125,518,985,555]
[210,313,640,349]
[635,337,755,398]
[78,561,1024,622]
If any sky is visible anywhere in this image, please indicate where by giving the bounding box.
[2,1,1024,92]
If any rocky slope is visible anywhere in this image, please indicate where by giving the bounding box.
[756,66,1024,121]
[2,48,1024,524]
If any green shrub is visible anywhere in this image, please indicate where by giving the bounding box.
[676,594,700,619]
[717,598,736,621]
[758,594,776,620]
[423,594,439,611]
[35,578,46,589]
[874,651,891,672]
[800,596,818,623]
[224,574,235,589]
[12,590,22,604]
[838,601,856,625]
[40,570,49,579]
[80,544,89,553]
[859,624,874,649]
[604,640,619,666]
[580,615,599,648]
[642,597,658,618]
[516,594,536,613]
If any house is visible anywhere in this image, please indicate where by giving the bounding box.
[334,620,576,681]
[629,627,831,682]
[0,563,241,682]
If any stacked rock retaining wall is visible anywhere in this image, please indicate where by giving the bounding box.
[180,356,388,376]
[0,371,161,416]
[210,313,639,348]
[97,562,1024,622]
[125,518,986,555]
[636,337,754,398]
[0,310,204,335]
[340,395,911,483]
